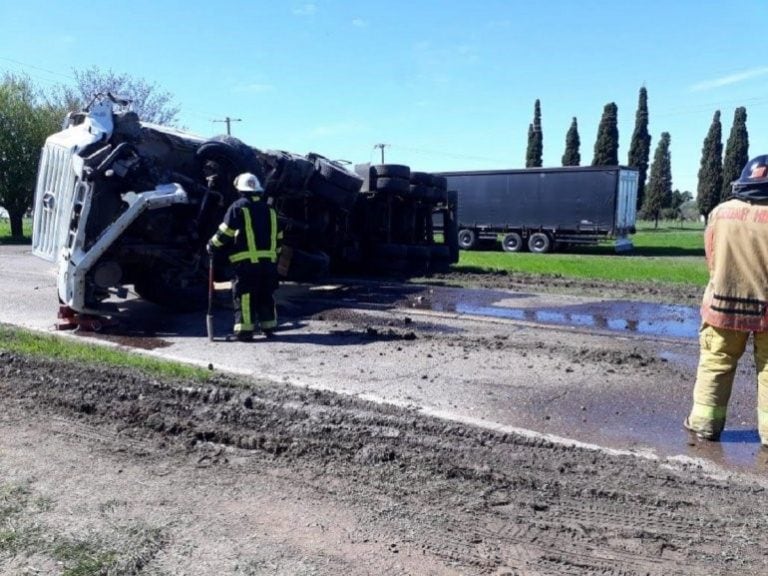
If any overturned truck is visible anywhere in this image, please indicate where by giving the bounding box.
[31,95,458,314]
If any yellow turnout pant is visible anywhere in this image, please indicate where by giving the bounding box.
[688,323,768,442]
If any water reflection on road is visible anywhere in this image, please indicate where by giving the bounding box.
[420,287,701,340]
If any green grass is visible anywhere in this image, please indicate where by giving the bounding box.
[0,217,32,245]
[3,215,705,285]
[455,220,708,286]
[0,325,214,381]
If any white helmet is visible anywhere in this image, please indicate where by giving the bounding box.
[233,172,264,193]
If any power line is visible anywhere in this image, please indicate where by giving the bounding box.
[390,143,508,164]
[0,56,74,81]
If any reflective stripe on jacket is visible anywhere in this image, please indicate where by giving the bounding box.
[701,198,768,332]
[209,196,280,263]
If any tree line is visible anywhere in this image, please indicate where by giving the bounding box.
[0,71,754,239]
[524,88,750,224]
[0,68,179,237]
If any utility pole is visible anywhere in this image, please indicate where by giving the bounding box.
[212,116,242,136]
[373,143,389,164]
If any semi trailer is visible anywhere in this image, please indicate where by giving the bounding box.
[31,93,458,315]
[439,166,638,254]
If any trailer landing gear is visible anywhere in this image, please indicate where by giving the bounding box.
[56,306,117,332]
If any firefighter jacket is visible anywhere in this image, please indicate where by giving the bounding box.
[701,198,768,332]
[209,196,281,264]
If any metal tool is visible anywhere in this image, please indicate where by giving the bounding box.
[206,251,215,341]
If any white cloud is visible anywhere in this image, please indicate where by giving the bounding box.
[292,3,317,16]
[352,17,367,28]
[690,67,768,92]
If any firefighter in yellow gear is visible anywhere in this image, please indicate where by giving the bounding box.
[686,155,768,444]
[207,173,281,342]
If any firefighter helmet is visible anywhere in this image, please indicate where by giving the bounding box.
[733,155,768,194]
[233,172,264,194]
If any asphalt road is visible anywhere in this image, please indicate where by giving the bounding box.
[2,244,765,476]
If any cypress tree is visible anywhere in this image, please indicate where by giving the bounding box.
[628,87,651,211]
[696,110,723,218]
[526,99,543,167]
[642,132,672,228]
[592,102,619,166]
[561,117,580,166]
[720,106,749,201]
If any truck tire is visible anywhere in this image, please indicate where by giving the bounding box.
[315,158,364,192]
[528,232,552,254]
[196,136,260,177]
[375,177,410,194]
[372,164,411,179]
[501,232,524,253]
[458,229,477,250]
[409,184,430,200]
[267,151,314,192]
[410,171,433,186]
[427,187,448,203]
[431,175,448,191]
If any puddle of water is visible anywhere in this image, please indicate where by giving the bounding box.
[423,287,701,339]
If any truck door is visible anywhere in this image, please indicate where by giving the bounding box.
[615,169,639,233]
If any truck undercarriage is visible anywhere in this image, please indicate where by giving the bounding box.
[31,95,458,314]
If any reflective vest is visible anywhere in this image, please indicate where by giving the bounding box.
[209,196,280,264]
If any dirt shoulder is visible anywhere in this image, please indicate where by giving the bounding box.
[2,349,767,575]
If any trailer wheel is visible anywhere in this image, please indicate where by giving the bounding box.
[315,157,364,192]
[410,171,433,186]
[457,229,477,250]
[375,177,410,194]
[528,232,552,254]
[501,232,523,253]
[372,164,411,179]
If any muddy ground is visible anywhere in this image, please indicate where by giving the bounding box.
[428,270,704,308]
[2,271,768,575]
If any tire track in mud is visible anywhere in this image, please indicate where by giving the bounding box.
[2,351,768,575]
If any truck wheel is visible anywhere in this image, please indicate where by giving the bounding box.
[375,177,410,194]
[501,232,523,253]
[197,136,260,177]
[315,158,364,192]
[457,229,477,250]
[372,164,411,179]
[528,232,552,254]
[410,171,433,186]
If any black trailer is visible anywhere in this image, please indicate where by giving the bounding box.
[438,166,638,254]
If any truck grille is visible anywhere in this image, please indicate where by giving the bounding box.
[31,143,78,262]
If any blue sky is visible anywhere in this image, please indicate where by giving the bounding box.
[2,0,767,194]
